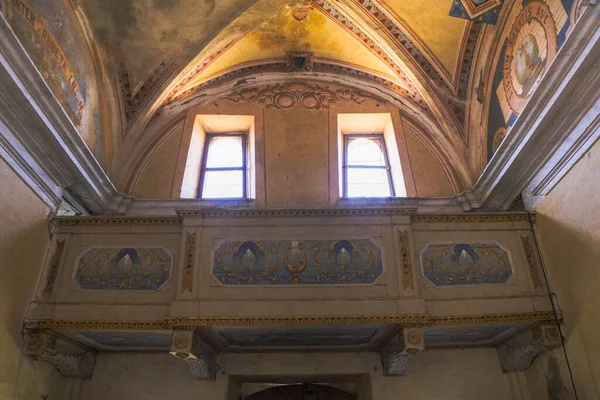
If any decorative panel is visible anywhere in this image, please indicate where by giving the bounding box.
[212,239,383,285]
[75,248,172,290]
[209,325,389,351]
[424,325,521,347]
[62,331,172,351]
[449,0,503,24]
[421,243,512,286]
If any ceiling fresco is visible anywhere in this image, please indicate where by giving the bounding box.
[186,9,398,86]
[380,0,469,79]
[10,0,584,188]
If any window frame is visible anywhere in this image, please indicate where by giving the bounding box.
[342,134,395,198]
[198,132,248,199]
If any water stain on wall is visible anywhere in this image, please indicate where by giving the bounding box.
[80,0,259,75]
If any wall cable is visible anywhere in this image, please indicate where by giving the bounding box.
[527,211,579,399]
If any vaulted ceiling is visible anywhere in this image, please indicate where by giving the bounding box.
[82,0,498,134]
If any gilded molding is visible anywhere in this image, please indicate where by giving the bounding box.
[520,235,542,290]
[53,218,181,227]
[24,312,557,331]
[411,214,529,223]
[398,231,413,290]
[178,209,413,219]
[181,232,197,293]
[42,240,66,297]
[24,320,170,330]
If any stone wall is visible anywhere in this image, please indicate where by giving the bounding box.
[536,138,600,398]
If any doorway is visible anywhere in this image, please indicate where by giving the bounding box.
[245,383,356,400]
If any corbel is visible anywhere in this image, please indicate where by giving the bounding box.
[23,330,95,379]
[380,328,424,376]
[170,330,216,380]
[497,324,562,371]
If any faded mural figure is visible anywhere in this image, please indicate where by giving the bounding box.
[514,34,545,97]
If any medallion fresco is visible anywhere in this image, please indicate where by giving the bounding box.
[487,0,574,158]
[421,243,512,286]
[75,248,172,290]
[212,239,383,285]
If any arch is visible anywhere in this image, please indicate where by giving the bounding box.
[120,71,474,194]
[119,0,469,150]
[246,384,356,400]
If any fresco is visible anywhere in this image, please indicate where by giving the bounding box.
[424,325,517,346]
[75,247,172,290]
[421,243,512,286]
[2,0,105,163]
[216,325,380,349]
[68,331,172,351]
[212,238,383,285]
[487,0,574,158]
[449,0,504,24]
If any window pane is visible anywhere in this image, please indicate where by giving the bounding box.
[205,136,243,168]
[202,170,244,198]
[347,167,391,197]
[347,138,385,166]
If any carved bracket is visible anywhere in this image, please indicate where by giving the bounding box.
[380,328,424,376]
[170,330,217,380]
[23,330,95,379]
[497,324,561,372]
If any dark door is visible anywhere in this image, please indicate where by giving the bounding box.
[246,384,356,400]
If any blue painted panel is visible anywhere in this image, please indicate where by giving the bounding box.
[425,325,512,346]
[449,0,503,24]
[75,248,172,290]
[74,331,172,350]
[217,325,380,349]
[213,239,383,285]
[421,243,512,286]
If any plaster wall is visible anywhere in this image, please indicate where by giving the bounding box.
[536,138,600,399]
[133,127,183,199]
[133,100,455,203]
[0,159,74,399]
[78,348,513,400]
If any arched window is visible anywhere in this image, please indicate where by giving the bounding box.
[343,135,394,197]
[199,134,247,198]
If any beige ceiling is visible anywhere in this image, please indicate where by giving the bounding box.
[381,0,468,79]
[179,8,398,92]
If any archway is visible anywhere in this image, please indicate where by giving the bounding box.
[246,383,356,400]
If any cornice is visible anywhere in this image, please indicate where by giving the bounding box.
[473,8,600,211]
[0,14,132,214]
[177,208,413,219]
[24,312,557,331]
[411,214,529,223]
[52,217,181,227]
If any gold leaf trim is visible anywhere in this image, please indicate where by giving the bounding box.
[24,312,557,331]
[42,240,65,297]
[181,232,197,293]
[520,235,542,289]
[411,215,529,223]
[178,209,413,219]
[398,231,413,290]
[53,218,181,227]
